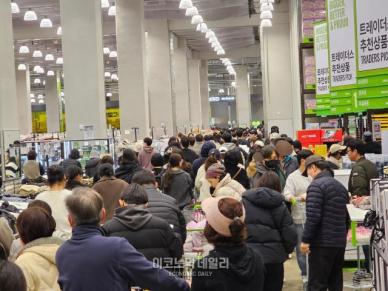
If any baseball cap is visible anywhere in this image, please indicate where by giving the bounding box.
[302,154,324,177]
[201,196,245,237]
[329,143,347,154]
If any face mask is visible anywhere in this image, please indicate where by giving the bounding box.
[265,160,280,169]
[308,175,314,182]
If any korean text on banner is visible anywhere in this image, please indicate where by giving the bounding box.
[314,22,330,95]
[327,0,357,88]
[356,0,388,73]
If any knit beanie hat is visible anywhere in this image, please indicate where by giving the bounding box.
[206,163,225,179]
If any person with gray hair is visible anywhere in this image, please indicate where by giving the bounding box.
[56,187,189,291]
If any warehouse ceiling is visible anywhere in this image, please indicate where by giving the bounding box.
[11,0,259,103]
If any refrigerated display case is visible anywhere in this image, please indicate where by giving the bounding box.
[63,139,114,169]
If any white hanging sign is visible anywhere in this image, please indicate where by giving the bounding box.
[356,0,388,72]
[327,0,357,88]
[314,22,330,95]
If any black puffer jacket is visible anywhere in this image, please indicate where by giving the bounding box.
[144,185,187,243]
[85,158,100,178]
[191,245,265,291]
[115,162,143,184]
[242,187,297,264]
[302,170,350,248]
[103,207,183,263]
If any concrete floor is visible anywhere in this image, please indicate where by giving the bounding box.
[283,255,372,291]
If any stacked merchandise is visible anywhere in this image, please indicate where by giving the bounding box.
[301,0,326,42]
[303,51,317,89]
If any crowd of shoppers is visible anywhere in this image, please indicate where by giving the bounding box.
[1,127,382,291]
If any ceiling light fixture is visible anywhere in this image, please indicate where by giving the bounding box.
[11,1,20,14]
[109,51,117,58]
[103,47,110,54]
[19,45,30,54]
[45,54,54,61]
[34,78,41,84]
[104,72,111,77]
[231,81,236,87]
[196,23,208,33]
[30,94,34,98]
[47,70,55,76]
[37,67,45,74]
[38,100,44,104]
[261,3,274,11]
[38,94,44,99]
[32,50,43,58]
[261,19,272,27]
[101,0,110,8]
[40,16,53,28]
[17,64,27,71]
[61,92,65,97]
[106,92,112,97]
[56,57,63,64]
[24,9,37,21]
[219,89,225,94]
[205,30,215,39]
[179,0,193,9]
[261,0,274,3]
[108,5,116,16]
[57,26,62,35]
[191,14,203,25]
[31,98,36,103]
[185,6,198,17]
[261,10,273,19]
[33,65,41,72]
[111,73,118,81]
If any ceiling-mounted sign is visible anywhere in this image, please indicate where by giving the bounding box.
[356,0,388,75]
[314,21,330,95]
[327,0,357,89]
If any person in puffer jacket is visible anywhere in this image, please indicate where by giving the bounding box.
[242,171,297,291]
[300,155,350,291]
[15,207,63,291]
[206,163,245,201]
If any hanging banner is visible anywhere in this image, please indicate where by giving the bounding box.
[327,0,357,89]
[356,0,388,76]
[314,21,330,95]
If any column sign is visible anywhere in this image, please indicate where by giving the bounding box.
[314,22,330,95]
[327,0,357,88]
[356,0,388,73]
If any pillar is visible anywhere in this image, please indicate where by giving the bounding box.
[188,59,202,130]
[0,0,19,131]
[15,67,32,135]
[59,0,107,139]
[235,66,251,127]
[146,19,174,136]
[116,0,149,138]
[261,0,296,137]
[172,37,191,132]
[200,60,210,129]
[45,74,60,133]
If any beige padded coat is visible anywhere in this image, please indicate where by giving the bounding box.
[15,237,63,291]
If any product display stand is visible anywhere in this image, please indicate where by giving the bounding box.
[344,204,373,289]
[370,179,388,291]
